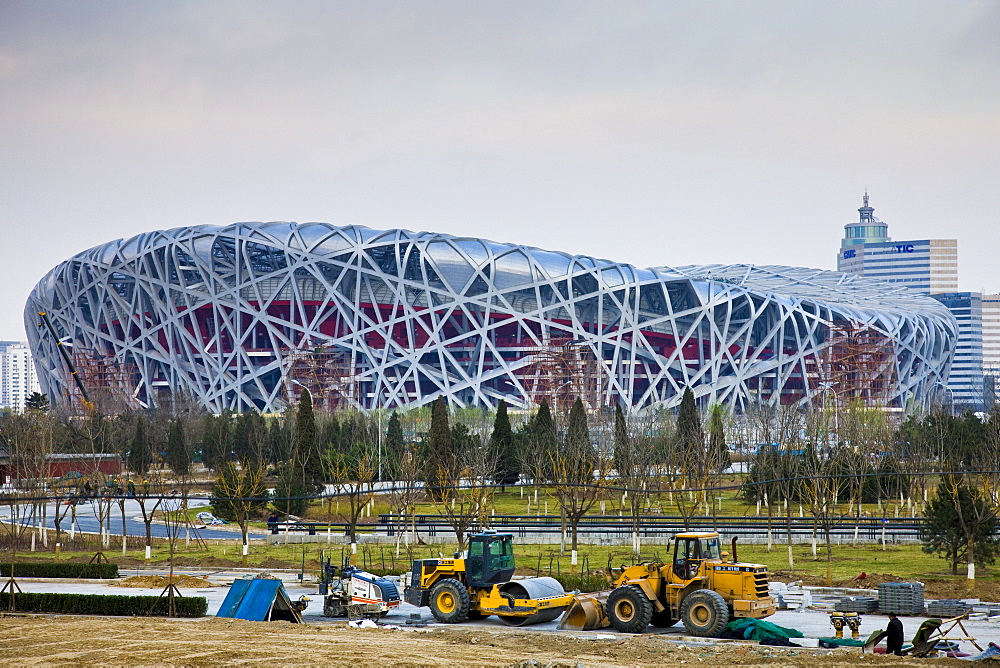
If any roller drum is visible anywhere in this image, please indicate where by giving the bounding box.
[497,577,567,626]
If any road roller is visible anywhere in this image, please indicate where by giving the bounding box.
[405,530,574,625]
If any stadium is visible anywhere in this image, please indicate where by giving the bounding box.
[25,222,956,414]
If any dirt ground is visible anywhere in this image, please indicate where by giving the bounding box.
[0,616,977,667]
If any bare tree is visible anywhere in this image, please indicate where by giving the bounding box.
[132,474,166,561]
[743,401,803,568]
[386,438,423,557]
[614,405,658,558]
[326,434,378,551]
[536,398,611,567]
[211,461,268,566]
[670,389,710,531]
[0,411,49,610]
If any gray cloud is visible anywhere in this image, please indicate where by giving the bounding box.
[2,0,998,339]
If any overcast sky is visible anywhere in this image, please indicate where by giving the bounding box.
[2,1,998,341]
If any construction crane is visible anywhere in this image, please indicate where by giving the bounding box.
[36,311,93,412]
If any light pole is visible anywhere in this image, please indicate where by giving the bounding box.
[289,378,312,403]
[818,381,838,440]
[941,385,955,416]
[377,409,383,482]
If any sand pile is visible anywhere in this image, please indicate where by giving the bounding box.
[114,575,215,588]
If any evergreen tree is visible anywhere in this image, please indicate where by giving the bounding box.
[706,403,732,473]
[295,392,316,450]
[563,397,595,482]
[24,392,49,412]
[273,461,314,517]
[489,401,519,487]
[424,397,453,501]
[267,418,291,463]
[384,411,405,480]
[318,412,343,453]
[201,412,232,472]
[675,387,706,476]
[126,416,152,475]
[921,479,1000,575]
[231,412,251,464]
[612,403,633,479]
[293,392,322,482]
[526,399,558,481]
[164,418,190,477]
[450,422,475,459]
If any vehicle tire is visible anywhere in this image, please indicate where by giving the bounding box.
[429,579,471,623]
[607,585,653,634]
[680,589,729,637]
[651,609,677,628]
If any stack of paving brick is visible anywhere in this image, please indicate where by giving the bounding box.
[926,599,972,618]
[877,582,925,615]
[835,596,879,613]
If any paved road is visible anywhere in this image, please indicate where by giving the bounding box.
[0,497,263,541]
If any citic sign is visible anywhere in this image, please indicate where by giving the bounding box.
[895,244,915,253]
[843,249,856,259]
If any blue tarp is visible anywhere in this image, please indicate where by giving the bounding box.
[216,578,300,623]
[216,579,253,619]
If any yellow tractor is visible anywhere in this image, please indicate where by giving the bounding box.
[601,531,775,636]
[405,530,575,626]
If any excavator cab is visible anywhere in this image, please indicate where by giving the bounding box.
[672,534,722,580]
[465,531,516,587]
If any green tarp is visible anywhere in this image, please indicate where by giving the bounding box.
[726,618,804,642]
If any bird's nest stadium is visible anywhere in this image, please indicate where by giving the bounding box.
[26,222,956,414]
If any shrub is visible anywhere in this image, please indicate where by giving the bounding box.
[0,562,119,579]
[552,573,609,593]
[0,592,207,617]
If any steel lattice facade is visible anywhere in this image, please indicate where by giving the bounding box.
[25,222,957,413]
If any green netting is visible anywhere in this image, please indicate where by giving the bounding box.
[726,618,805,642]
[819,637,867,647]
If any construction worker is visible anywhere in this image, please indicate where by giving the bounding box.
[885,613,904,656]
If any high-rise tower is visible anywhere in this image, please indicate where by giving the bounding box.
[836,192,958,294]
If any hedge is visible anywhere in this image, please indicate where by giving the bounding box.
[0,562,119,579]
[0,592,208,617]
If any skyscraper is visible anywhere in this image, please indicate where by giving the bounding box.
[983,293,1000,409]
[932,292,986,410]
[0,341,40,412]
[837,192,958,294]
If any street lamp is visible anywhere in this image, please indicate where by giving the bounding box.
[941,385,955,416]
[289,378,312,403]
[818,381,839,436]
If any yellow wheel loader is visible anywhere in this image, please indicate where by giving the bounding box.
[405,530,575,626]
[608,532,775,636]
[561,531,775,636]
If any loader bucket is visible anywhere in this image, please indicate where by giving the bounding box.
[558,594,609,631]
